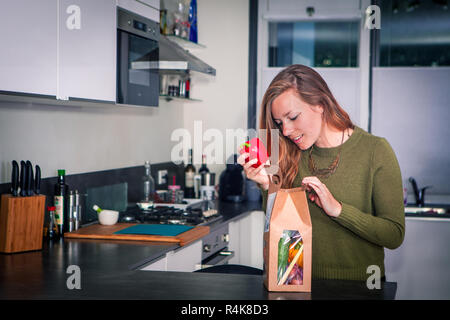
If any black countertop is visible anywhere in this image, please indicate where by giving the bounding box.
[0,200,397,300]
[0,239,396,300]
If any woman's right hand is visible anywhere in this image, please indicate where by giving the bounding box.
[237,153,270,191]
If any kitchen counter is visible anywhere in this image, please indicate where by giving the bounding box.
[404,204,450,219]
[0,238,396,300]
[0,200,397,300]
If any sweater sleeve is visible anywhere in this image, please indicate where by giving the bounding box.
[333,138,405,250]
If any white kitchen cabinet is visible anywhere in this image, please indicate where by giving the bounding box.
[0,0,57,96]
[228,211,265,270]
[58,0,116,102]
[140,240,202,272]
[385,218,450,299]
[140,255,167,271]
[0,0,116,102]
[166,240,202,272]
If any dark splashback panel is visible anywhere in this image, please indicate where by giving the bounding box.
[0,162,185,225]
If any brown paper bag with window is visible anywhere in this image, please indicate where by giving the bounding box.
[263,174,312,292]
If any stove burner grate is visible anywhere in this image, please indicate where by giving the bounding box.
[118,204,221,226]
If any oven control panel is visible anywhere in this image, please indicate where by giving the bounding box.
[201,224,229,261]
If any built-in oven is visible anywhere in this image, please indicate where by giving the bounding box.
[117,8,159,107]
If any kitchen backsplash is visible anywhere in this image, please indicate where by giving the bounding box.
[0,161,185,224]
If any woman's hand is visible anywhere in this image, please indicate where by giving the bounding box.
[237,153,270,190]
[302,176,342,218]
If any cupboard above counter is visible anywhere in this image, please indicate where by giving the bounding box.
[0,0,116,103]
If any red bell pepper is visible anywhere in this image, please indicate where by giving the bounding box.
[239,137,269,168]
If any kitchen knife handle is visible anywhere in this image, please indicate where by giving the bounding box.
[11,160,19,196]
[26,160,34,196]
[35,165,41,195]
[19,160,26,197]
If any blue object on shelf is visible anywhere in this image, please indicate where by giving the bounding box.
[114,224,193,237]
[189,0,197,43]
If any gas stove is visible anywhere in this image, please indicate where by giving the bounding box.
[119,200,222,226]
[119,200,233,269]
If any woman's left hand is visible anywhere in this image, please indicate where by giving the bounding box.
[302,176,342,218]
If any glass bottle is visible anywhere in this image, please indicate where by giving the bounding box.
[199,154,209,174]
[160,9,168,35]
[54,169,69,235]
[45,206,59,240]
[142,161,156,203]
[184,149,196,198]
[188,0,198,43]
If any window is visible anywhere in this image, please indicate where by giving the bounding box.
[268,21,359,67]
[379,0,450,67]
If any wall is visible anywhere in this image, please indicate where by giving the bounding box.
[180,0,250,177]
[0,0,250,184]
[0,99,183,182]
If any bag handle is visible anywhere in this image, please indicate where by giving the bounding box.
[268,174,282,194]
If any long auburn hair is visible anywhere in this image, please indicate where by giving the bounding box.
[259,64,354,188]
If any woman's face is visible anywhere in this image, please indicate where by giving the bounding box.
[271,88,323,150]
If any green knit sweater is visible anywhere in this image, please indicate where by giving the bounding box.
[261,126,405,281]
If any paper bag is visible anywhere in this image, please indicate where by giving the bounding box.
[263,175,312,292]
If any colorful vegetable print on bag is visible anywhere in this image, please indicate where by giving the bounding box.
[277,230,303,285]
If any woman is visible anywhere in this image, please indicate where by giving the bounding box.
[238,64,405,281]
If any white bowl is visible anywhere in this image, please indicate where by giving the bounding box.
[98,209,119,225]
[137,201,154,210]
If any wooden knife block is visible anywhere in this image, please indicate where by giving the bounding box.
[0,194,46,253]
